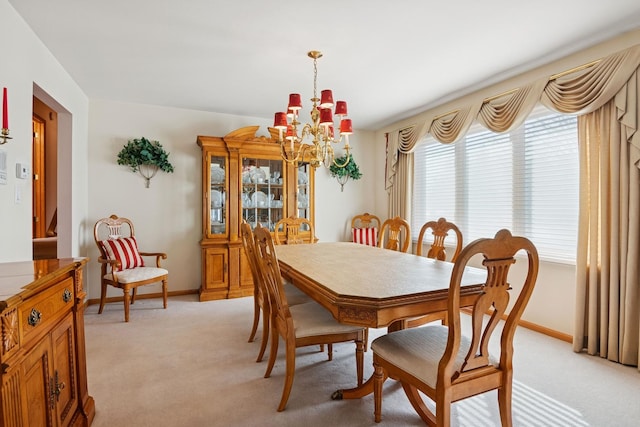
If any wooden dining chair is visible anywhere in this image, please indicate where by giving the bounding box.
[416,217,463,261]
[405,217,464,328]
[358,215,410,350]
[241,221,310,363]
[371,229,539,426]
[274,216,315,245]
[351,212,381,246]
[377,216,411,252]
[93,214,168,322]
[253,224,365,411]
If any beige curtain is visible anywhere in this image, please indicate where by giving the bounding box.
[386,126,420,219]
[573,72,640,366]
[388,152,412,220]
[383,43,640,367]
[540,47,640,366]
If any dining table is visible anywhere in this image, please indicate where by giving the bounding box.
[274,241,487,400]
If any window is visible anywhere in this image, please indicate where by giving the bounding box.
[413,104,578,262]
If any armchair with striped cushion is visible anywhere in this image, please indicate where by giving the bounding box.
[94,214,168,322]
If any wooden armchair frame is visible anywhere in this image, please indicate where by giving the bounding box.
[93,214,168,322]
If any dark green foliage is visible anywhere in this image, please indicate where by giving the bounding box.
[329,154,362,180]
[117,137,175,173]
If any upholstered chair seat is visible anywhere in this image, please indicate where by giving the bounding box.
[103,266,168,283]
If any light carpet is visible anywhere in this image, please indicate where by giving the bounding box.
[84,295,640,426]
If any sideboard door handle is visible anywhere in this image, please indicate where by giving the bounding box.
[28,308,42,327]
[62,288,72,303]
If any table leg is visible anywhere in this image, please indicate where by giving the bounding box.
[332,320,405,400]
[332,374,375,400]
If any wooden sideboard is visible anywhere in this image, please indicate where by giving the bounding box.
[0,258,94,427]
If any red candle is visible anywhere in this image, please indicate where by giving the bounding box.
[2,87,7,129]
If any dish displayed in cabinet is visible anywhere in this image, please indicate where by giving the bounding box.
[245,214,274,230]
[251,191,268,207]
[211,164,225,184]
[250,167,267,183]
[211,190,223,208]
[297,192,309,208]
[211,221,225,234]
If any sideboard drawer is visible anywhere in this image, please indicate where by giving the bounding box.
[19,276,74,343]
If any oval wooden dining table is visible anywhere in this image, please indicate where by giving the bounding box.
[275,241,487,400]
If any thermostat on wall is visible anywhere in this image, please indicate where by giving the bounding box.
[16,163,29,179]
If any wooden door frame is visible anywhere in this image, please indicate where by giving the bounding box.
[32,116,46,238]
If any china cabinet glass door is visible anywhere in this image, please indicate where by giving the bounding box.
[296,163,311,229]
[241,157,284,231]
[209,155,226,235]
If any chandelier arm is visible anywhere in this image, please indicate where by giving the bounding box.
[331,152,351,168]
[299,144,314,165]
[321,143,333,168]
[301,123,313,140]
[280,141,302,164]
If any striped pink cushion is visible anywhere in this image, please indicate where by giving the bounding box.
[100,237,144,270]
[352,227,378,246]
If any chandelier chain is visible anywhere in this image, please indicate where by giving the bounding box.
[313,57,318,101]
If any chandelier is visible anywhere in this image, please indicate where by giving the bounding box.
[273,51,353,169]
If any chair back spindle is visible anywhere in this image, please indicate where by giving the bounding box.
[274,216,315,245]
[416,217,463,262]
[378,216,411,253]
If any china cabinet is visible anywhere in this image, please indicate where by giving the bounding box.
[197,126,315,301]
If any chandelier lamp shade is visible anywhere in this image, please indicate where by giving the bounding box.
[273,51,353,169]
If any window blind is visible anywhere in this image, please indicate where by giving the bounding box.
[413,104,578,262]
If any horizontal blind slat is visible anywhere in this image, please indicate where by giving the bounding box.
[413,104,578,262]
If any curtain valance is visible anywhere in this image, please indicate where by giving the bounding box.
[388,43,640,155]
[385,43,640,200]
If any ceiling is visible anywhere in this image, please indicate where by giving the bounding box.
[9,0,640,131]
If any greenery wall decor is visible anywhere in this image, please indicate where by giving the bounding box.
[329,154,362,191]
[117,137,175,187]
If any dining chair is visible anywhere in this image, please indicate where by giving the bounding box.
[253,224,365,411]
[416,217,463,261]
[405,217,464,328]
[241,221,311,363]
[359,215,410,350]
[351,212,381,246]
[377,216,411,252]
[93,214,168,322]
[274,216,315,245]
[371,229,539,426]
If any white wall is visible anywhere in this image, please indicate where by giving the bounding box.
[0,0,89,261]
[86,99,375,300]
[314,129,378,242]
